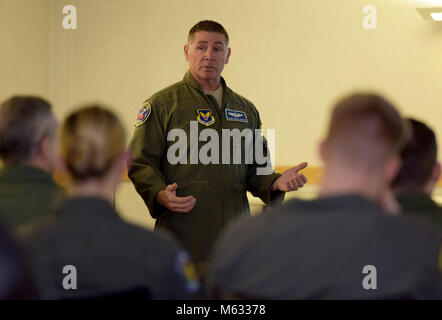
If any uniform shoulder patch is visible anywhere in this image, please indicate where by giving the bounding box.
[135,102,152,127]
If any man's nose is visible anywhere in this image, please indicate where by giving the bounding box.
[204,48,215,60]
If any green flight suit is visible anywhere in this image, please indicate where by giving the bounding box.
[128,71,284,264]
[0,165,65,235]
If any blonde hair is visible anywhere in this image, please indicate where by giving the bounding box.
[60,105,126,181]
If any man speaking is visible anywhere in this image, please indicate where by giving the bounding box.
[128,20,307,271]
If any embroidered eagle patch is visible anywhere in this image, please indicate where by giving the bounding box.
[196,108,215,127]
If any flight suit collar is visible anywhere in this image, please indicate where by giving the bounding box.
[183,71,233,99]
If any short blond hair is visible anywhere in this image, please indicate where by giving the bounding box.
[60,105,126,181]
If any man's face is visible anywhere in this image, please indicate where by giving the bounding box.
[184,31,231,84]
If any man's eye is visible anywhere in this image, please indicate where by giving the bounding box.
[214,47,223,52]
[197,46,205,51]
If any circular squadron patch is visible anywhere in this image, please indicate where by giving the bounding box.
[135,102,151,127]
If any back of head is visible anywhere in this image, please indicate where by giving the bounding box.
[324,93,407,169]
[60,105,126,182]
[393,118,438,191]
[0,96,56,166]
[188,20,229,44]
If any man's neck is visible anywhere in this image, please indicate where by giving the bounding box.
[191,71,221,91]
[319,166,380,201]
[201,81,221,91]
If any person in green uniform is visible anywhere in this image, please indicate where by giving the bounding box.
[128,20,308,270]
[0,96,65,235]
[393,118,442,232]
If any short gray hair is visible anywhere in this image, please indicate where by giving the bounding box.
[0,96,57,165]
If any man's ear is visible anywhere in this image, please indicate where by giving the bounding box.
[39,135,52,161]
[385,156,402,185]
[184,44,189,61]
[31,134,58,174]
[225,47,231,64]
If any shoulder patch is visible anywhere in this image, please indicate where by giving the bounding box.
[134,102,151,127]
[174,251,200,294]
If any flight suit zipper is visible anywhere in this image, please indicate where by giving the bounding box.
[202,92,226,227]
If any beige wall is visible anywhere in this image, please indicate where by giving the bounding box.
[1,0,442,228]
[0,0,51,102]
[44,0,442,165]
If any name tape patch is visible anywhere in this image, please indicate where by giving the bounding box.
[225,108,248,123]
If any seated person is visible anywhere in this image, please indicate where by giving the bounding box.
[393,118,442,232]
[0,96,65,235]
[208,93,442,299]
[25,105,199,299]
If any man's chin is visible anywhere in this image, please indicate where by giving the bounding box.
[199,71,218,81]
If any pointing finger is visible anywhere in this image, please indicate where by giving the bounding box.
[293,162,308,173]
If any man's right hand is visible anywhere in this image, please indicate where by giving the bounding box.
[156,183,196,214]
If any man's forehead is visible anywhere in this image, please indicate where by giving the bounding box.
[189,31,228,45]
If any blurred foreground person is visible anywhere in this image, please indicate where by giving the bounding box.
[209,93,442,299]
[393,118,442,232]
[0,96,64,234]
[26,106,199,299]
[0,223,38,299]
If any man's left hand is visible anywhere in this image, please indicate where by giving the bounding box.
[270,162,308,192]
